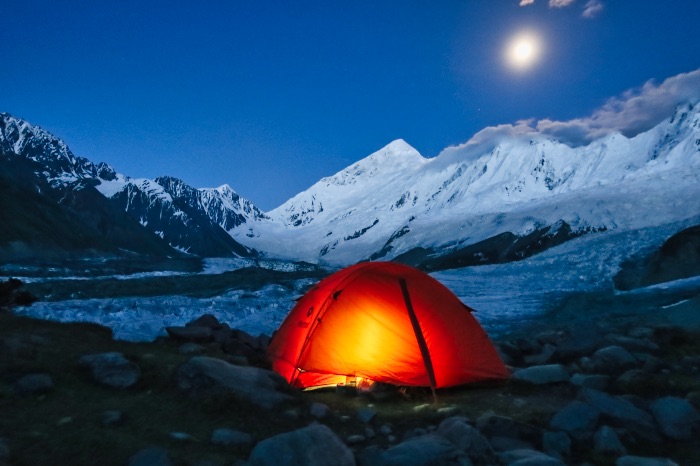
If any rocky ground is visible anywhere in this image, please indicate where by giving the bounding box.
[2,306,700,466]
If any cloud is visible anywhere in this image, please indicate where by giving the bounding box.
[582,0,604,18]
[454,69,700,150]
[549,0,576,7]
[519,0,535,6]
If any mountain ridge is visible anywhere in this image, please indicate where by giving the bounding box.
[2,101,699,267]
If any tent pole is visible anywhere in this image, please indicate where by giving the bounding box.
[399,278,438,403]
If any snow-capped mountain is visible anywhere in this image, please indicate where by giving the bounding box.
[0,112,260,259]
[3,101,699,266]
[231,101,700,267]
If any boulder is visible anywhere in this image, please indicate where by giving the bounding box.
[523,344,557,365]
[549,401,600,441]
[101,410,124,426]
[580,388,659,442]
[175,356,293,409]
[380,434,471,466]
[649,396,700,440]
[79,352,140,389]
[584,346,638,375]
[437,416,495,464]
[594,425,626,456]
[247,424,355,466]
[13,373,54,395]
[512,364,569,385]
[556,326,603,360]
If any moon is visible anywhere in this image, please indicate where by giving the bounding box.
[505,31,542,71]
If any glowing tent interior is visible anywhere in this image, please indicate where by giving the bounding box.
[267,262,509,390]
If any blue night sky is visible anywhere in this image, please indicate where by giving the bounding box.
[2,1,699,210]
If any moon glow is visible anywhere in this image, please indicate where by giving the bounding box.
[505,32,542,71]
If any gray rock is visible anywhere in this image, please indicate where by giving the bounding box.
[498,449,565,466]
[346,434,365,445]
[175,356,293,409]
[542,431,571,460]
[512,364,569,384]
[166,326,213,342]
[310,402,330,419]
[357,406,378,423]
[580,388,659,442]
[79,352,140,389]
[570,373,609,390]
[616,456,679,466]
[128,446,174,466]
[594,425,626,456]
[649,396,700,440]
[550,401,600,441]
[556,326,603,360]
[248,424,355,466]
[496,342,523,366]
[381,434,471,466]
[585,346,638,375]
[13,373,54,394]
[437,416,494,464]
[211,428,253,446]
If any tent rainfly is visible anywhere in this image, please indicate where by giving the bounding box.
[267,261,509,391]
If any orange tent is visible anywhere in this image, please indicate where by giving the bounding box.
[268,262,509,390]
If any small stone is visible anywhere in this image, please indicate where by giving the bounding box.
[380,434,469,466]
[346,434,365,445]
[364,427,376,439]
[379,424,393,435]
[556,327,604,360]
[310,402,330,419]
[436,405,460,417]
[412,403,432,412]
[79,352,141,389]
[57,416,73,426]
[357,406,377,423]
[186,314,222,329]
[169,432,194,442]
[594,425,626,456]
